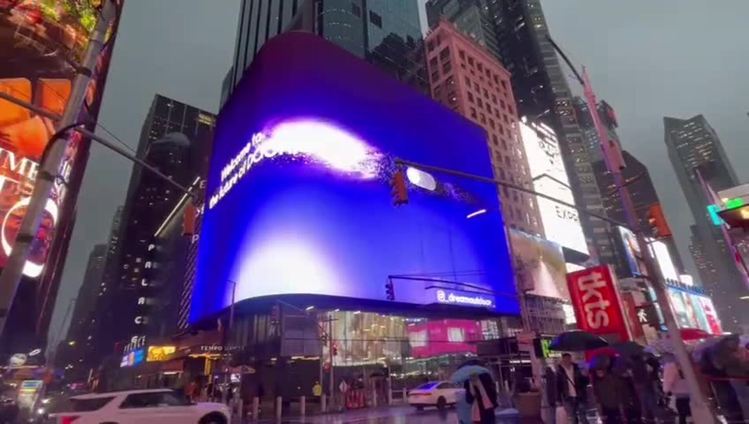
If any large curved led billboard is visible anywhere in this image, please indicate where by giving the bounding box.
[190,32,518,323]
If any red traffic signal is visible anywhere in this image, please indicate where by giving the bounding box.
[647,203,672,238]
[391,170,408,206]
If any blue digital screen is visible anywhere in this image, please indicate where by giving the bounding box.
[190,33,518,323]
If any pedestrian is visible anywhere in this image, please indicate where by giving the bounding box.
[455,389,472,424]
[312,380,322,399]
[591,366,624,424]
[631,354,659,423]
[701,343,745,423]
[464,373,498,424]
[186,377,201,402]
[544,365,561,424]
[556,353,589,424]
[662,354,690,424]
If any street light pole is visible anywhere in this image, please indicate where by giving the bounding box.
[0,0,118,340]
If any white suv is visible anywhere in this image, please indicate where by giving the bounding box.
[51,389,230,424]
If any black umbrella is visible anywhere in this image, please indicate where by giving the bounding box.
[612,341,645,358]
[550,330,608,351]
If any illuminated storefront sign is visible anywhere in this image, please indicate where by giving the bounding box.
[191,33,517,322]
[519,119,588,255]
[146,345,176,362]
[435,289,494,307]
[567,265,630,342]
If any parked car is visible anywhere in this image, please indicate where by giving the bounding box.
[51,388,230,424]
[407,381,463,410]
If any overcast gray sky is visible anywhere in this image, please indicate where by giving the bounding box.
[50,1,749,339]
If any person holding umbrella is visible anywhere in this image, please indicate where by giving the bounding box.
[451,365,498,424]
[556,353,589,424]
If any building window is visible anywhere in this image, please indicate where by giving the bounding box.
[467,92,474,103]
[470,108,477,119]
[442,61,451,74]
[491,94,497,103]
[501,80,508,91]
[477,98,483,108]
[439,46,450,60]
[351,2,361,17]
[431,70,439,82]
[500,99,505,109]
[489,119,495,130]
[480,113,486,124]
[369,11,382,27]
[429,57,438,69]
[491,134,499,146]
[427,41,435,52]
[459,50,466,60]
[468,57,474,67]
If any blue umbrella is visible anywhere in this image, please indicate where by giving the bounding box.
[450,365,492,384]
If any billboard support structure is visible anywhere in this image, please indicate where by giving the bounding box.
[0,1,128,342]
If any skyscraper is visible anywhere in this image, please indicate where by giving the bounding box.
[664,114,746,329]
[102,95,215,354]
[59,244,107,372]
[424,20,542,236]
[226,0,426,102]
[593,150,685,276]
[426,0,609,261]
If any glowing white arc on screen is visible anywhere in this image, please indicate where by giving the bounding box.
[209,119,382,209]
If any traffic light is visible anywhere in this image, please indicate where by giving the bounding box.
[647,203,672,238]
[385,280,395,301]
[270,304,280,325]
[391,170,408,206]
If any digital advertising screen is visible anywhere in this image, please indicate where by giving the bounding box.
[191,32,518,322]
[509,229,568,300]
[519,119,588,256]
[0,1,121,277]
[407,319,482,359]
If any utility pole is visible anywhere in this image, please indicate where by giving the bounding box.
[328,313,334,408]
[576,66,715,424]
[0,1,117,340]
[546,34,713,422]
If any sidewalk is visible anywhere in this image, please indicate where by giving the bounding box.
[238,404,525,423]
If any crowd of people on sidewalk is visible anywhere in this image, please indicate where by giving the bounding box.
[544,334,749,424]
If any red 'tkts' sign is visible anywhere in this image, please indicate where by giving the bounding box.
[566,265,630,343]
